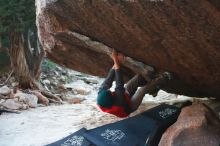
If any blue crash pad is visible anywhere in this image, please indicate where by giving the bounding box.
[46,128,94,146]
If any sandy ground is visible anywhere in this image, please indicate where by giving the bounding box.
[0,73,193,146]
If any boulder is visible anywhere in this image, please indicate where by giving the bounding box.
[158,103,220,146]
[36,0,220,98]
[0,99,24,110]
[0,86,11,96]
[15,92,38,108]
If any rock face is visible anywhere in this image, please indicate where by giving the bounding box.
[36,0,220,98]
[158,103,220,146]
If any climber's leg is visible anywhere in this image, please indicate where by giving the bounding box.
[147,72,172,97]
[125,74,147,97]
[130,72,172,112]
[130,84,149,112]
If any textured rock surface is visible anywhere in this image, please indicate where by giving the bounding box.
[158,103,220,146]
[0,86,11,96]
[36,0,220,97]
[15,92,38,108]
[0,99,24,110]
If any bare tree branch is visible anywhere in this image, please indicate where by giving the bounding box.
[0,69,14,86]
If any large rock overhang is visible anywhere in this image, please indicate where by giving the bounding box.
[36,0,220,98]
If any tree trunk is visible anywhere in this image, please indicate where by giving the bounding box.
[8,31,44,88]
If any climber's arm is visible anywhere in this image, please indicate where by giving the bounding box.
[98,68,115,93]
[114,68,126,98]
[112,51,127,106]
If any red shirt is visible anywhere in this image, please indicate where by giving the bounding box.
[97,92,132,118]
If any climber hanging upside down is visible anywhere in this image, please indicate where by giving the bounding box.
[97,49,170,118]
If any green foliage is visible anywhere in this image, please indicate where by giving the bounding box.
[41,59,57,72]
[1,34,9,47]
[0,0,36,33]
[0,51,10,66]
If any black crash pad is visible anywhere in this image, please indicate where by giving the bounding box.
[45,128,94,146]
[141,104,180,123]
[141,104,180,145]
[84,104,180,146]
[84,115,156,146]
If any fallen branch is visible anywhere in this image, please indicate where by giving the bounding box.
[31,90,49,106]
[31,80,62,103]
[48,98,63,104]
[41,90,62,102]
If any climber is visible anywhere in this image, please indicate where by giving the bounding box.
[97,49,160,118]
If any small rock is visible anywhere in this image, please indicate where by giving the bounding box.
[0,94,7,99]
[58,84,66,90]
[51,81,58,86]
[0,86,11,96]
[54,71,59,75]
[0,99,5,104]
[67,97,84,104]
[21,104,29,110]
[43,79,50,84]
[60,76,66,81]
[11,82,19,87]
[73,88,91,95]
[0,99,23,110]
[64,80,92,95]
[82,78,99,84]
[56,66,62,71]
[15,92,38,108]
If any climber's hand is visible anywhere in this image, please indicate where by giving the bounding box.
[110,49,121,69]
[111,49,118,60]
[117,53,125,63]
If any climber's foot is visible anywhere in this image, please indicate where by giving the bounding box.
[148,72,172,97]
[162,72,172,80]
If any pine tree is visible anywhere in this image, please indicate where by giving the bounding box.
[0,0,44,88]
